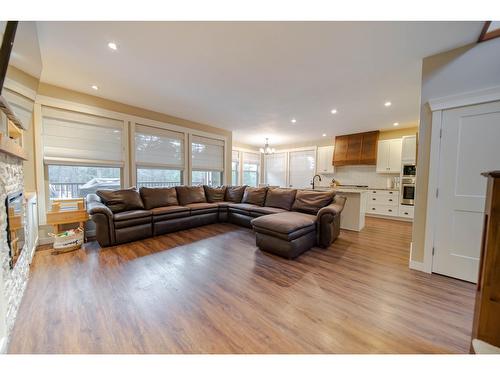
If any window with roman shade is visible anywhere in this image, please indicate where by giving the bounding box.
[42,106,124,166]
[265,152,287,187]
[134,124,185,187]
[288,149,316,188]
[242,151,260,187]
[41,107,125,199]
[191,135,225,186]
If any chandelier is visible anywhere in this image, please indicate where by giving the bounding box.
[259,138,275,155]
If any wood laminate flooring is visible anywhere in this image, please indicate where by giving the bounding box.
[8,217,475,353]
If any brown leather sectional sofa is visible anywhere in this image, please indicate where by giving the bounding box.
[87,185,346,259]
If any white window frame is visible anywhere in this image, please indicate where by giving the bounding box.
[232,147,262,186]
[34,95,228,226]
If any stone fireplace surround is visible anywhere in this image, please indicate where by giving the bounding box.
[0,152,33,352]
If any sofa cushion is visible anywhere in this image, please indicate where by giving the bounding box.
[150,206,189,216]
[151,206,190,222]
[264,188,297,211]
[97,188,144,213]
[251,212,316,241]
[225,186,247,203]
[113,209,151,221]
[292,190,335,215]
[139,187,178,209]
[203,185,227,202]
[228,203,259,211]
[175,186,207,206]
[242,187,267,206]
[184,202,219,211]
[250,206,287,216]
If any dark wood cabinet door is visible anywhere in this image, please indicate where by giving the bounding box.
[333,135,349,166]
[360,131,379,164]
[346,133,363,164]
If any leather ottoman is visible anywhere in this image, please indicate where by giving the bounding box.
[251,211,317,259]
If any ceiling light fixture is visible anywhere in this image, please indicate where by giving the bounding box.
[91,85,99,90]
[393,122,399,126]
[384,101,392,107]
[108,42,118,50]
[322,133,327,137]
[330,109,337,114]
[259,138,275,155]
[291,118,297,123]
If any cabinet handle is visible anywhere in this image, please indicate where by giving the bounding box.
[404,212,408,215]
[372,207,376,210]
[372,198,376,201]
[389,191,393,194]
[389,199,393,202]
[388,209,392,212]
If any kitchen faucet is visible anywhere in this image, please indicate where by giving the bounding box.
[311,174,322,190]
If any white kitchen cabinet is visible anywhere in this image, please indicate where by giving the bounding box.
[316,146,334,174]
[376,138,402,173]
[401,135,417,162]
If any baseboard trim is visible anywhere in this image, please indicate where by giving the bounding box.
[0,336,7,354]
[409,260,427,272]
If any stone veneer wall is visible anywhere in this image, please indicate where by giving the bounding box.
[0,152,32,343]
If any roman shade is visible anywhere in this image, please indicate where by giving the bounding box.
[135,124,184,168]
[289,150,316,189]
[42,106,124,165]
[191,135,224,171]
[265,152,287,187]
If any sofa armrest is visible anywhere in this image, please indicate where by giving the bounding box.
[86,194,115,246]
[316,196,347,248]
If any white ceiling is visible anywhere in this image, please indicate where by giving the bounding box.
[36,21,483,146]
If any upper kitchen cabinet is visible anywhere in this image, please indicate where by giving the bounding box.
[317,145,334,174]
[376,138,402,173]
[401,135,417,163]
[333,131,379,166]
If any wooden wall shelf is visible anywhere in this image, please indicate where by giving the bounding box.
[0,133,28,160]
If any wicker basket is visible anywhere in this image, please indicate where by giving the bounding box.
[50,227,84,253]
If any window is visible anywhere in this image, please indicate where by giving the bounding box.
[232,150,239,185]
[289,150,316,188]
[242,152,260,187]
[134,124,184,187]
[42,107,125,200]
[265,152,287,187]
[192,170,222,186]
[137,168,182,188]
[48,165,121,199]
[191,135,224,186]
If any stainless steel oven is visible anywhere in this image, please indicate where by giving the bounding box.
[401,177,415,206]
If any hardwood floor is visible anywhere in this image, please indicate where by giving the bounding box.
[8,217,475,353]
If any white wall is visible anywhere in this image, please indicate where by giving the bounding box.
[412,37,500,263]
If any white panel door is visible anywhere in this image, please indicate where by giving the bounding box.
[433,101,500,282]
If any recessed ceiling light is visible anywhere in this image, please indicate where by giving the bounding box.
[331,109,337,114]
[91,85,99,90]
[291,118,297,123]
[108,42,117,50]
[384,101,392,107]
[322,133,327,137]
[393,122,399,126]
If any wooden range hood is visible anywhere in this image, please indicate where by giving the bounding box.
[332,130,379,166]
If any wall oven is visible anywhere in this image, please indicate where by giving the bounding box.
[401,177,415,206]
[402,164,416,177]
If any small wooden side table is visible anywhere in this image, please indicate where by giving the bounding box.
[46,198,89,254]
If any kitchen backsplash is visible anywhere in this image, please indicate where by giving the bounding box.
[319,165,395,189]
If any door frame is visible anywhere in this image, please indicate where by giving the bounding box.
[422,85,500,273]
